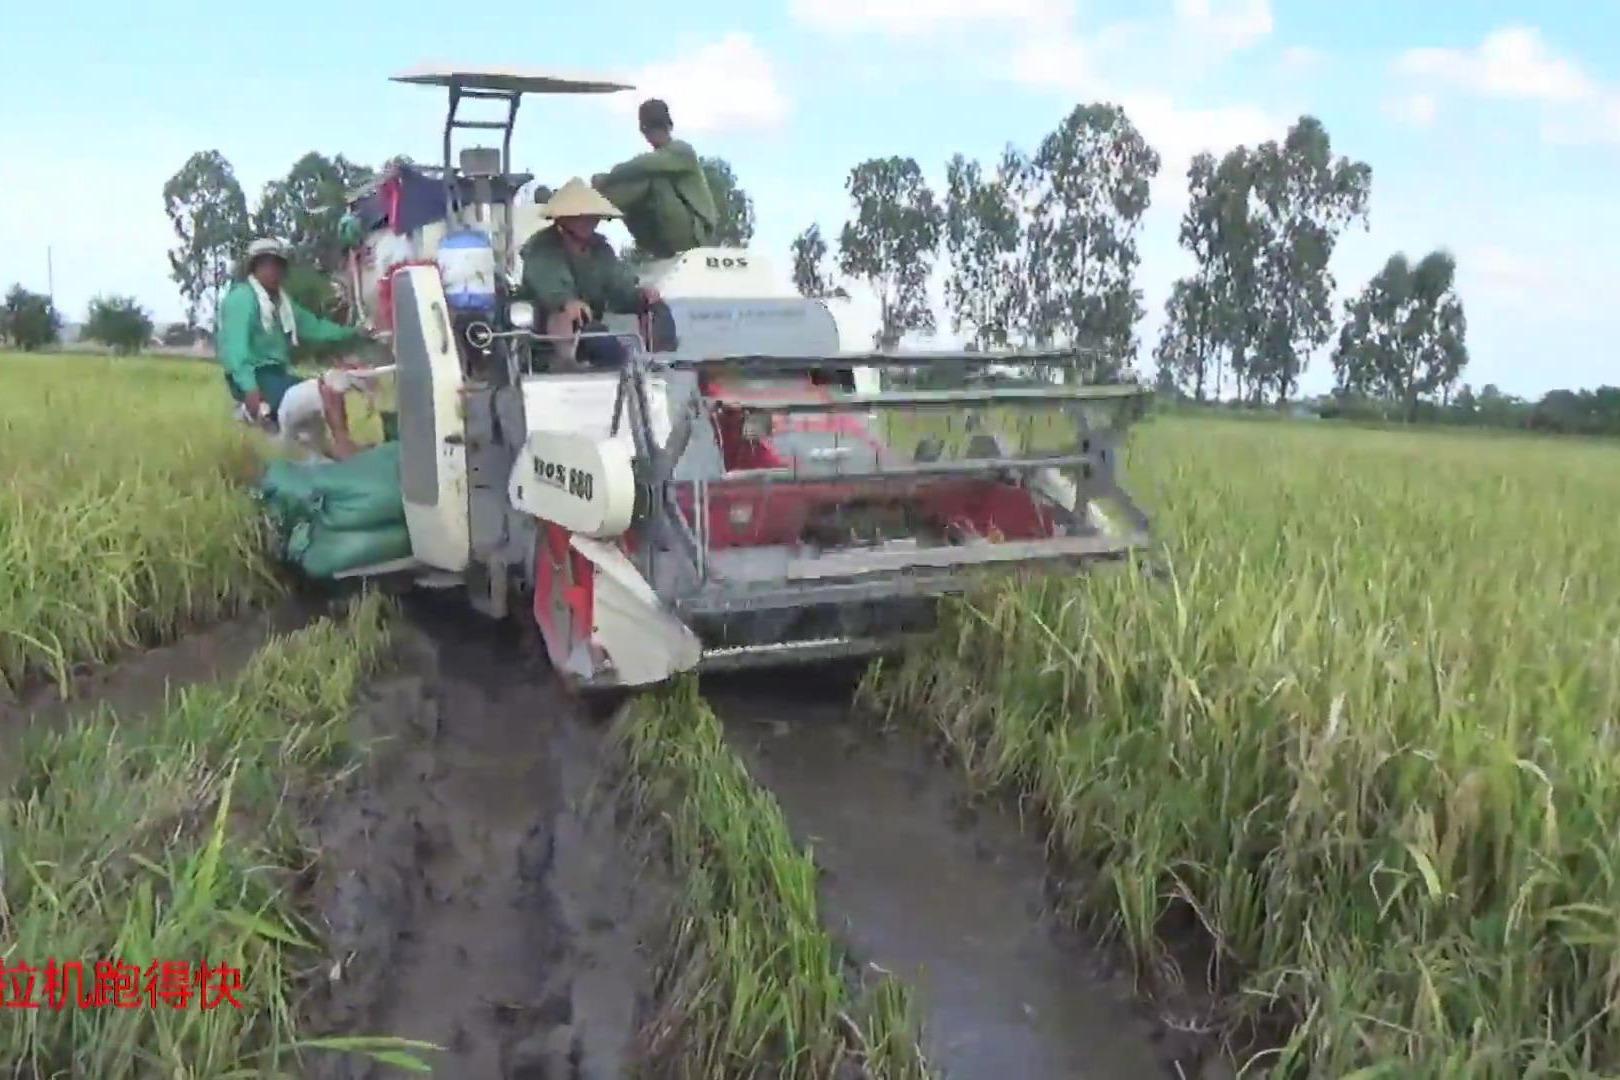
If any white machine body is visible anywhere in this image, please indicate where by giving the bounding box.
[393,266,471,571]
[507,431,636,538]
[568,535,702,685]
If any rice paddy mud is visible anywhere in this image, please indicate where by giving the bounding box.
[299,593,666,1080]
[3,587,1182,1078]
[0,597,320,732]
[298,597,1188,1079]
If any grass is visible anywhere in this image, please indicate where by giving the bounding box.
[0,352,279,698]
[866,415,1620,1077]
[615,678,932,1079]
[0,591,431,1076]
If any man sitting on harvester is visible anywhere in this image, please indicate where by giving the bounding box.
[591,98,716,259]
[519,179,661,369]
[217,238,373,460]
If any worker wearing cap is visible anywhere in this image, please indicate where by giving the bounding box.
[592,99,717,260]
[217,238,369,459]
[520,178,660,369]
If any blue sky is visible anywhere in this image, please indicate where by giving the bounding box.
[2,0,1616,397]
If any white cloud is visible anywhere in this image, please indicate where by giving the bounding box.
[1469,244,1541,294]
[1124,92,1279,172]
[1384,92,1438,129]
[983,5,1279,201]
[789,0,1070,35]
[1397,26,1596,103]
[1539,97,1620,146]
[1395,26,1620,145]
[611,34,788,134]
[1173,0,1274,54]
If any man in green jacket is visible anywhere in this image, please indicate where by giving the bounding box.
[520,179,660,370]
[592,99,717,260]
[217,238,368,459]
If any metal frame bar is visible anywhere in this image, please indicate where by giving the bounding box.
[675,537,1145,617]
[787,532,1147,580]
[580,347,1153,625]
[439,80,525,222]
[666,347,1122,371]
[708,386,1147,412]
[709,451,1097,487]
[503,95,520,173]
[696,635,928,672]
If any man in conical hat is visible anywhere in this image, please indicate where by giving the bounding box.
[520,177,661,369]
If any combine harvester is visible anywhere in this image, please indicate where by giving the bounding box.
[317,65,1155,691]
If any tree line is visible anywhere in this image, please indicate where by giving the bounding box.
[1,286,159,355]
[1316,382,1620,438]
[787,105,1157,378]
[4,108,1611,435]
[7,146,757,356]
[790,106,1486,420]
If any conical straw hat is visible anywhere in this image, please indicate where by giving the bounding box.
[540,177,623,219]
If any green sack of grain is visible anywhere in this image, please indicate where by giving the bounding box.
[259,442,405,533]
[259,459,322,531]
[285,520,414,579]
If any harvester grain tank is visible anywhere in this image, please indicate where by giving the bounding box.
[318,65,1156,691]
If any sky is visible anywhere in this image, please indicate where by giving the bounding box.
[1,1,1616,399]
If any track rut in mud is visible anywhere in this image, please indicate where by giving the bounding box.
[301,595,666,1079]
[706,668,1206,1080]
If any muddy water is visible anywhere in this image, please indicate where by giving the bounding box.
[303,596,666,1079]
[707,669,1174,1080]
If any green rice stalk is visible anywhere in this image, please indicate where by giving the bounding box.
[866,416,1620,1078]
[0,353,282,698]
[614,678,933,1079]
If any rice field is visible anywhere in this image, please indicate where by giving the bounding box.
[7,348,1620,1076]
[0,352,277,698]
[0,593,423,1075]
[868,415,1620,1076]
[0,351,931,1076]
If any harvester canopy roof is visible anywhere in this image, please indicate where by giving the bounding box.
[390,65,634,95]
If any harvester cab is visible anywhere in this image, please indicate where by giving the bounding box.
[328,65,1156,692]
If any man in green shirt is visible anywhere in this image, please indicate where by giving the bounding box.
[520,179,660,370]
[591,99,717,260]
[217,238,368,459]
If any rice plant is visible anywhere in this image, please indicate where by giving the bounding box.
[615,678,933,1079]
[0,353,281,697]
[0,592,430,1075]
[868,416,1620,1077]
